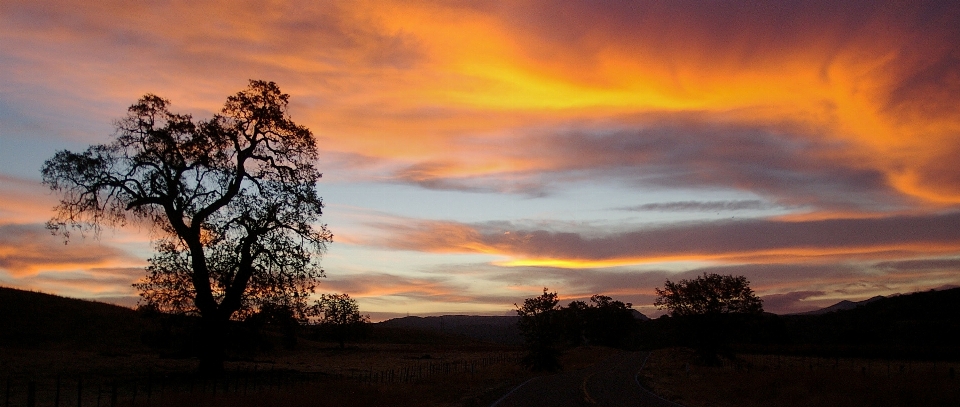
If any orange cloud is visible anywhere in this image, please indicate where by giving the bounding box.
[370,212,960,268]
[4,0,957,208]
[0,223,144,277]
[344,1,960,207]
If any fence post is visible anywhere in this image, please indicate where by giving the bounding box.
[55,375,61,407]
[110,381,117,407]
[243,368,249,395]
[131,379,138,406]
[235,366,241,394]
[5,377,10,407]
[27,381,36,407]
[77,378,82,407]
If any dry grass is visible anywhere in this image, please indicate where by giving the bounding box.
[1,341,622,407]
[639,348,960,407]
[123,361,532,407]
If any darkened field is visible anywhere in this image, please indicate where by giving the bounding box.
[7,286,960,406]
[0,286,627,406]
[0,343,623,407]
[639,347,960,407]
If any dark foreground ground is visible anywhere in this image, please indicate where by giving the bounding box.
[638,348,960,407]
[493,351,680,407]
[6,287,960,406]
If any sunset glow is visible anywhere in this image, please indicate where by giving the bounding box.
[3,0,960,319]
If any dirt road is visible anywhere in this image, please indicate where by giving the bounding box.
[491,352,683,407]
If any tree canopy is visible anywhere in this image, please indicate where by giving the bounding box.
[41,80,332,373]
[516,289,638,371]
[515,288,562,371]
[654,273,764,316]
[310,293,369,348]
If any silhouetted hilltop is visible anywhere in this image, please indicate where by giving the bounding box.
[785,287,960,346]
[795,295,887,315]
[638,287,960,359]
[377,310,648,346]
[770,287,960,359]
[377,315,523,345]
[631,309,650,321]
[0,286,144,351]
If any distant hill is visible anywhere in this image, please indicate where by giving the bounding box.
[779,287,960,359]
[637,287,960,359]
[377,315,523,345]
[795,295,886,315]
[377,310,649,346]
[631,309,650,321]
[0,286,145,351]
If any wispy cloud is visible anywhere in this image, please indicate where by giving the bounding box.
[760,291,826,314]
[370,212,960,267]
[4,0,960,206]
[619,200,770,212]
[0,223,143,277]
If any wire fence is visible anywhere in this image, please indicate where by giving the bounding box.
[724,353,959,379]
[2,352,521,407]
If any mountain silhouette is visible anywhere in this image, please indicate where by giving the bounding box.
[377,315,523,345]
[794,295,886,315]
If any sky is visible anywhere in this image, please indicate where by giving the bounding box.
[2,0,960,320]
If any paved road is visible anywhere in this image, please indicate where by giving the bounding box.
[492,352,683,407]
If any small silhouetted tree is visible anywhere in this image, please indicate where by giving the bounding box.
[311,293,369,348]
[516,288,562,371]
[654,273,763,364]
[560,300,589,346]
[41,80,332,375]
[244,303,303,351]
[583,294,636,347]
[559,295,637,348]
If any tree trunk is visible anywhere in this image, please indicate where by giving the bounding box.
[198,314,227,377]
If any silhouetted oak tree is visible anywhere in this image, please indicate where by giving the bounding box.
[654,273,763,364]
[654,273,763,316]
[582,294,636,347]
[41,80,332,374]
[516,288,562,371]
[310,293,369,348]
[560,295,636,348]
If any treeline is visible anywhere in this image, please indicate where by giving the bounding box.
[515,289,639,371]
[138,294,371,358]
[637,287,960,361]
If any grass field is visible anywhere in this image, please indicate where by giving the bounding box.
[638,347,960,407]
[0,287,632,406]
[1,339,622,407]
